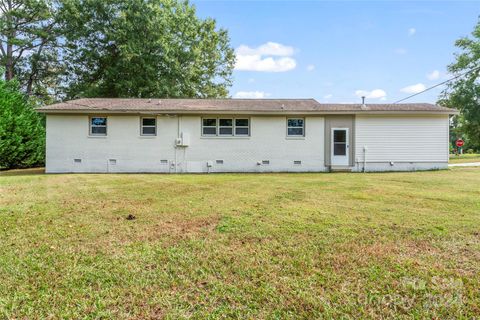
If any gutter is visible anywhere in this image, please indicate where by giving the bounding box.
[36,109,459,116]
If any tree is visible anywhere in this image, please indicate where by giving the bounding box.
[59,0,235,99]
[0,75,45,169]
[0,0,62,101]
[439,18,480,151]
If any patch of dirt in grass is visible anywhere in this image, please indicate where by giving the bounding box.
[328,239,443,272]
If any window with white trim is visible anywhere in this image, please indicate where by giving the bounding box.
[287,118,304,137]
[235,119,249,136]
[141,117,156,136]
[202,118,217,135]
[219,119,233,136]
[90,117,107,136]
[202,117,250,137]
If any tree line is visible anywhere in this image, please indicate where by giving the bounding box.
[1,0,235,102]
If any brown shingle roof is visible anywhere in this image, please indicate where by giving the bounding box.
[37,98,458,114]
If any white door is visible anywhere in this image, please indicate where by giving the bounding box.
[331,128,349,166]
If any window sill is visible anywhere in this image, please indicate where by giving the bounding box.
[88,135,107,138]
[201,136,251,139]
[139,136,156,139]
[286,136,305,140]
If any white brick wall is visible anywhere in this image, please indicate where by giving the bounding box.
[45,114,327,173]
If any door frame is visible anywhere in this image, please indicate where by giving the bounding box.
[331,127,349,166]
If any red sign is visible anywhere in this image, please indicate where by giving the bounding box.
[456,139,464,147]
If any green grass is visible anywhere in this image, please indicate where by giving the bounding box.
[1,169,480,319]
[449,153,480,163]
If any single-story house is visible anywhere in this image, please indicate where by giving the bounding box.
[37,98,457,173]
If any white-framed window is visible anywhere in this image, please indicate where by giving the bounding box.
[90,117,107,136]
[235,119,250,136]
[287,118,304,137]
[202,117,250,137]
[219,119,233,136]
[141,117,156,136]
[202,118,217,135]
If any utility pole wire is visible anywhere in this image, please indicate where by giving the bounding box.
[393,65,480,104]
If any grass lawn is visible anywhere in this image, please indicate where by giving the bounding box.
[449,153,480,164]
[1,169,480,319]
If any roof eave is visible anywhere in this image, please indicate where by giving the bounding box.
[36,109,459,115]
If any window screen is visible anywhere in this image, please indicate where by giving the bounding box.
[287,118,304,136]
[90,117,107,135]
[141,117,156,135]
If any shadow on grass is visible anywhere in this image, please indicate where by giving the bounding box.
[0,167,45,176]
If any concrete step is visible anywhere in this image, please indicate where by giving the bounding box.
[330,166,353,172]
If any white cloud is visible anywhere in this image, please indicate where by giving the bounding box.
[394,48,407,55]
[408,28,416,36]
[234,91,270,99]
[400,83,426,94]
[235,55,296,72]
[234,42,297,72]
[236,42,295,56]
[306,64,315,71]
[427,70,440,80]
[355,89,387,100]
[323,94,333,99]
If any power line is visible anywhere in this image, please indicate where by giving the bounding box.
[393,65,480,104]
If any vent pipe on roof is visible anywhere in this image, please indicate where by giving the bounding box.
[361,96,368,110]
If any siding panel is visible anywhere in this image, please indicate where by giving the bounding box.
[355,115,449,162]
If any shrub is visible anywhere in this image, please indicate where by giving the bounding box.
[0,79,45,169]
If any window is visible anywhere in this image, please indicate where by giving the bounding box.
[90,117,107,136]
[287,118,304,137]
[235,119,250,136]
[141,117,156,136]
[202,117,250,137]
[202,118,217,135]
[219,119,233,136]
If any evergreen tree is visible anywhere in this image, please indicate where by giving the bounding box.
[0,76,45,169]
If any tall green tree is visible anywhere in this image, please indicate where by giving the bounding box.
[439,18,480,151]
[0,0,62,101]
[0,76,45,169]
[59,0,235,99]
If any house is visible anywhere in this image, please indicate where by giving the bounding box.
[37,98,457,173]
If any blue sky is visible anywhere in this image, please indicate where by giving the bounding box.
[193,1,479,103]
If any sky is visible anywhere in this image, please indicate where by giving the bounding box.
[192,1,479,104]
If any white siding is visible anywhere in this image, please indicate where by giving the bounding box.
[45,114,326,173]
[355,115,449,163]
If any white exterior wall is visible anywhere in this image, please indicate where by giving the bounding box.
[45,114,327,173]
[354,115,449,172]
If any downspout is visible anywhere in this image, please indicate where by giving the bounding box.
[363,146,368,173]
[174,115,180,173]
